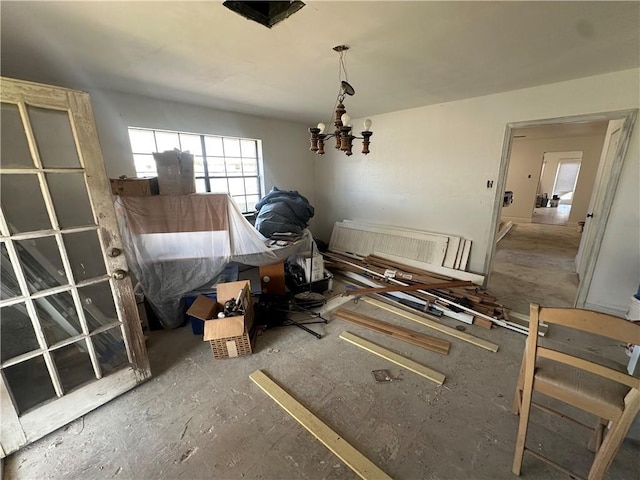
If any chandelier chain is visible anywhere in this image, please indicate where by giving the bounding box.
[328,48,349,126]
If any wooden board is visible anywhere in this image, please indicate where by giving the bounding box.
[473,317,493,330]
[365,254,453,281]
[454,239,464,270]
[249,370,392,480]
[496,221,513,243]
[338,270,477,325]
[333,309,450,355]
[342,220,462,269]
[259,262,286,296]
[329,221,449,267]
[443,236,460,269]
[458,240,472,271]
[373,252,485,285]
[343,280,473,296]
[364,297,499,352]
[339,331,446,385]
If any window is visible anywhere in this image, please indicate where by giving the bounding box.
[127,127,263,213]
[553,160,581,202]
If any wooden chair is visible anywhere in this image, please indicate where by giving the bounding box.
[512,303,640,480]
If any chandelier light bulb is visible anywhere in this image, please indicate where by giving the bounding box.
[341,113,351,126]
[317,123,326,134]
[363,119,372,131]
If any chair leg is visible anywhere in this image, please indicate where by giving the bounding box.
[512,387,522,415]
[512,374,535,475]
[587,418,608,453]
[588,389,640,480]
[512,350,526,416]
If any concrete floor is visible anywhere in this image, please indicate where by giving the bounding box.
[532,205,571,226]
[488,222,581,315]
[4,281,638,479]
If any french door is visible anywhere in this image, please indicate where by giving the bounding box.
[0,77,151,456]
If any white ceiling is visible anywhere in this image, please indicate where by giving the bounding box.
[2,1,639,124]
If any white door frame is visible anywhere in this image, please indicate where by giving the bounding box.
[484,109,637,308]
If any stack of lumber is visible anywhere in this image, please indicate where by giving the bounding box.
[329,220,472,272]
[323,250,543,336]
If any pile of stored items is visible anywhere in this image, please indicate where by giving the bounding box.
[322,220,544,336]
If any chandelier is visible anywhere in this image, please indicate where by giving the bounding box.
[309,45,372,156]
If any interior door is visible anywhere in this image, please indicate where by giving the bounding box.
[0,77,151,457]
[574,114,636,308]
[575,120,623,278]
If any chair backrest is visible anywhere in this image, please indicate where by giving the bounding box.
[527,303,640,390]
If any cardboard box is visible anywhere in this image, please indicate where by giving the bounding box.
[187,280,254,359]
[110,177,159,196]
[153,150,196,195]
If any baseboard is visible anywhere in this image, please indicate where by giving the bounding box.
[501,216,531,224]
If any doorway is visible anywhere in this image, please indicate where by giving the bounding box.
[485,110,637,314]
[532,151,583,226]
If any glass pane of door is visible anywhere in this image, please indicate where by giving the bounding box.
[3,356,57,414]
[0,174,51,234]
[46,173,95,228]
[1,242,21,300]
[34,292,83,346]
[78,281,119,331]
[28,106,81,168]
[15,236,67,292]
[93,327,129,374]
[0,303,41,362]
[51,340,95,392]
[1,103,34,168]
[62,230,107,282]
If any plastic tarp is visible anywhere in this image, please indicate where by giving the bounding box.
[254,187,315,238]
[115,194,312,328]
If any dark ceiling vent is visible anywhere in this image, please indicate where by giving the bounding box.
[223,1,305,28]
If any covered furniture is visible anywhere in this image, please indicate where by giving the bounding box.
[512,303,640,480]
[115,194,312,328]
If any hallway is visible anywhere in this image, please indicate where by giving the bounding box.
[488,222,582,315]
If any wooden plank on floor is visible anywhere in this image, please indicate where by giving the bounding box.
[343,280,473,296]
[363,297,499,353]
[373,252,485,285]
[339,331,446,385]
[333,309,450,355]
[496,221,513,243]
[249,370,392,480]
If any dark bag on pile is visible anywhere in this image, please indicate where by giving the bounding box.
[255,187,314,237]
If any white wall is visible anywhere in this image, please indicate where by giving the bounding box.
[90,90,316,210]
[501,129,607,224]
[314,68,639,313]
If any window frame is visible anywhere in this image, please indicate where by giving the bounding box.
[127,127,264,213]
